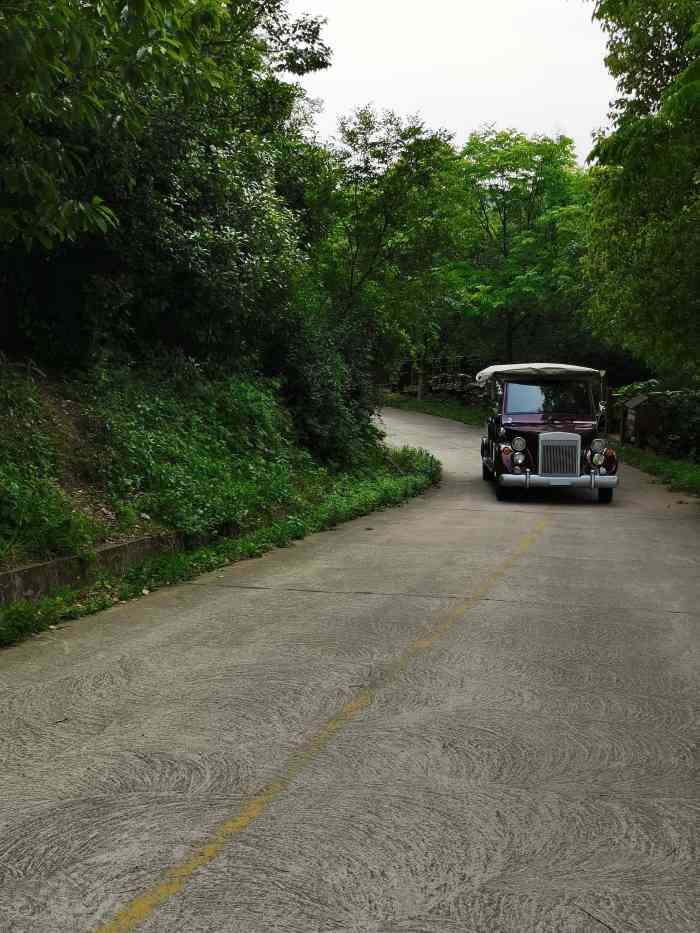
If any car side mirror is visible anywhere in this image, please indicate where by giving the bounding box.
[597,401,607,429]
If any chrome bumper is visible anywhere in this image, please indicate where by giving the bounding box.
[499,472,619,490]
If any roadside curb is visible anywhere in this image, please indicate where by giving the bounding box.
[0,533,181,606]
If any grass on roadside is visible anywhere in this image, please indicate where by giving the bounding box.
[384,395,490,427]
[617,444,700,496]
[0,447,441,648]
[0,366,403,568]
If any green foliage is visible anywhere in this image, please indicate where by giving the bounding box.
[0,466,96,563]
[322,106,462,375]
[0,0,667,484]
[274,294,383,464]
[0,3,386,463]
[0,0,330,248]
[591,0,699,119]
[586,124,700,372]
[78,368,325,536]
[613,379,663,398]
[0,445,440,648]
[0,365,440,570]
[456,128,585,362]
[385,396,491,427]
[0,368,96,562]
[618,444,700,496]
[587,1,700,375]
[384,446,442,485]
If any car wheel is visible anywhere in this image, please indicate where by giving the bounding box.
[482,462,493,481]
[598,488,614,504]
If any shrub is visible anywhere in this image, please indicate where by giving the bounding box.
[77,369,325,536]
[0,369,97,562]
[0,466,96,563]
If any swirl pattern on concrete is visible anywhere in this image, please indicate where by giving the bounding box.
[1,409,699,932]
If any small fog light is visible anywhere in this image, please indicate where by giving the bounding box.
[513,452,526,466]
[592,452,605,466]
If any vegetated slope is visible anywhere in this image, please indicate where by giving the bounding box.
[0,364,439,571]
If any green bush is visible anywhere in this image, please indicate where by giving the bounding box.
[0,369,97,562]
[386,445,442,485]
[0,466,96,563]
[267,284,381,467]
[80,369,328,536]
[0,363,442,574]
[0,444,441,648]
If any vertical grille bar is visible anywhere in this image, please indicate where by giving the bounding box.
[539,433,581,476]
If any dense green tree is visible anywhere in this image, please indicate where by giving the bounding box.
[587,1,700,375]
[455,129,584,362]
[321,107,462,380]
[592,0,699,118]
[0,0,330,249]
[0,0,331,358]
[1,0,658,466]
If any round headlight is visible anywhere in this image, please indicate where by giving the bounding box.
[513,452,526,466]
[591,438,606,454]
[592,452,605,467]
[512,436,527,452]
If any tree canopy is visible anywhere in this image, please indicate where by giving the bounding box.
[587,0,700,376]
[0,0,330,248]
[455,129,583,362]
[2,0,693,469]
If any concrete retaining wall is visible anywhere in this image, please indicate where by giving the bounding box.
[0,533,182,606]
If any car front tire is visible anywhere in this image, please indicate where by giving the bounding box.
[495,482,511,501]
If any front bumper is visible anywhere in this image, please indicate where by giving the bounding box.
[499,472,619,490]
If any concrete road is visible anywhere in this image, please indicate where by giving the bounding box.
[1,409,699,933]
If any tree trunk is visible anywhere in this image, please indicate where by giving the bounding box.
[417,368,424,400]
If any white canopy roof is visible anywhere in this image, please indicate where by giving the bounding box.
[476,363,601,386]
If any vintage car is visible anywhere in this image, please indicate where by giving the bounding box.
[477,363,619,503]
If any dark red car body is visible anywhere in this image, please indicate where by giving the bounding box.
[479,366,619,502]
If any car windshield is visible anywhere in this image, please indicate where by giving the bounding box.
[505,381,591,415]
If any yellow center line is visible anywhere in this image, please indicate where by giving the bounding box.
[96,516,550,932]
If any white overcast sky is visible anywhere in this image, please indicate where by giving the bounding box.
[285,0,617,163]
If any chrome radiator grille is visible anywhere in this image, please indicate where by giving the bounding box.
[538,433,581,476]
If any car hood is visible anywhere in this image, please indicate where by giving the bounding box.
[503,415,597,435]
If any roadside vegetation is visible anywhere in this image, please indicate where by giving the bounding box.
[0,360,440,647]
[0,446,440,647]
[616,446,700,497]
[1,0,698,627]
[384,395,490,428]
[0,365,439,569]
